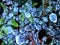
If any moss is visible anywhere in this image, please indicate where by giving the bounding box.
[0,31,3,38]
[0,18,5,26]
[32,0,42,8]
[29,16,34,23]
[13,0,27,5]
[0,3,7,9]
[20,13,25,22]
[11,19,19,28]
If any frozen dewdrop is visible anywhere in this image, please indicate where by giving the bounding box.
[7,20,12,25]
[56,4,60,11]
[3,0,5,1]
[35,25,41,30]
[59,11,60,16]
[24,25,32,31]
[42,36,47,42]
[15,34,25,44]
[25,3,29,7]
[25,12,31,18]
[42,17,48,22]
[49,13,57,23]
[9,13,13,18]
[15,35,21,44]
[6,26,13,34]
[1,26,13,34]
[19,28,25,34]
[7,1,12,5]
[13,7,18,13]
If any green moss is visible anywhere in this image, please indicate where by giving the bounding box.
[0,30,3,38]
[1,26,8,34]
[1,42,6,45]
[3,29,8,34]
[32,2,38,7]
[11,19,18,28]
[13,0,27,5]
[29,16,34,23]
[0,18,5,27]
[0,3,7,9]
[20,13,25,22]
